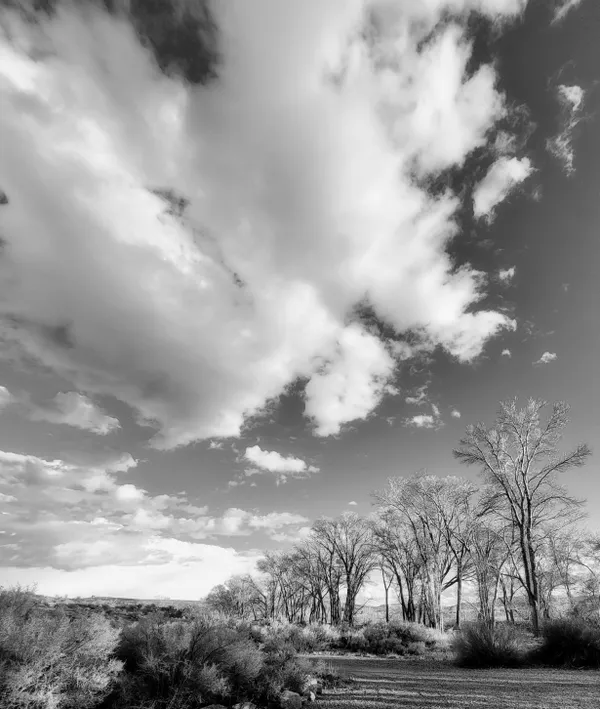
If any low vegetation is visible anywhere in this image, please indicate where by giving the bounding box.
[2,586,600,709]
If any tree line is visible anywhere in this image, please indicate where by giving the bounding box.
[206,399,598,634]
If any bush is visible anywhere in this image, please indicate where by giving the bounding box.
[0,586,122,709]
[113,613,313,708]
[453,621,525,668]
[533,618,600,668]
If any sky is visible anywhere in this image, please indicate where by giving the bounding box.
[0,0,598,601]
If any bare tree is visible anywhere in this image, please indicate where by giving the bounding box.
[454,398,591,633]
[374,474,462,630]
[311,513,377,626]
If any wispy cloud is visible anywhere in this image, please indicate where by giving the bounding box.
[0,0,525,449]
[405,384,429,406]
[473,157,533,223]
[27,392,120,435]
[0,385,13,409]
[0,447,307,576]
[547,84,585,175]
[534,351,558,365]
[552,0,585,24]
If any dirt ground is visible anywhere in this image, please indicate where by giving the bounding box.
[317,655,600,709]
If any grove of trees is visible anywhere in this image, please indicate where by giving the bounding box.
[207,399,597,635]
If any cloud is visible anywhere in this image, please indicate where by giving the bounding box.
[501,348,512,357]
[27,391,120,434]
[0,542,261,600]
[405,384,429,406]
[534,351,557,365]
[0,447,310,572]
[473,157,533,222]
[450,409,461,418]
[244,445,319,476]
[0,385,13,409]
[404,414,436,429]
[498,266,516,284]
[0,0,525,449]
[547,84,585,175]
[209,441,224,450]
[348,501,358,506]
[552,0,585,23]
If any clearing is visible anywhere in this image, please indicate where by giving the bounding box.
[317,655,600,708]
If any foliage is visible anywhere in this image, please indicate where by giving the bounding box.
[532,618,600,668]
[0,586,122,709]
[452,621,526,668]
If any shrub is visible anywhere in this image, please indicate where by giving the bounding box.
[0,586,122,709]
[453,621,525,668]
[533,618,600,668]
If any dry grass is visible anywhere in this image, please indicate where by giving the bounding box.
[318,656,600,708]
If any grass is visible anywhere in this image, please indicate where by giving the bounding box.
[319,656,600,709]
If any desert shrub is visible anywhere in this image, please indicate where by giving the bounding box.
[114,613,313,708]
[533,618,600,668]
[0,586,122,709]
[453,621,525,668]
[255,638,313,703]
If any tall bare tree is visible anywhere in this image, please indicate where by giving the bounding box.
[454,398,591,633]
[311,513,377,626]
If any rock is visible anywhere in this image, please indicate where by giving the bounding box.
[203,705,228,709]
[302,678,319,696]
[234,704,258,709]
[279,690,303,709]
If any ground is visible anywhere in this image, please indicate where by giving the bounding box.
[318,656,600,709]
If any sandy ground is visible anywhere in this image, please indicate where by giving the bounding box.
[316,655,600,708]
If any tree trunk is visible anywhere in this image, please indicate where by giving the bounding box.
[455,569,462,629]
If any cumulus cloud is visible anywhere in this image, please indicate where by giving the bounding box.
[501,348,512,357]
[27,391,120,434]
[450,409,461,418]
[552,0,585,23]
[534,351,557,365]
[404,414,436,429]
[348,501,358,506]
[547,84,585,175]
[0,0,526,449]
[0,448,309,573]
[498,266,516,284]
[473,157,533,222]
[243,445,319,485]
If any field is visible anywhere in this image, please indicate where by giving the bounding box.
[319,656,600,709]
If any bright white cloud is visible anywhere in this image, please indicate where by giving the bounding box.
[27,391,120,435]
[0,1,525,449]
[244,445,318,476]
[501,348,512,357]
[348,501,358,506]
[498,266,516,284]
[547,84,585,175]
[534,351,557,365]
[473,157,533,222]
[404,414,435,429]
[552,0,585,23]
[450,409,461,418]
[0,542,261,600]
